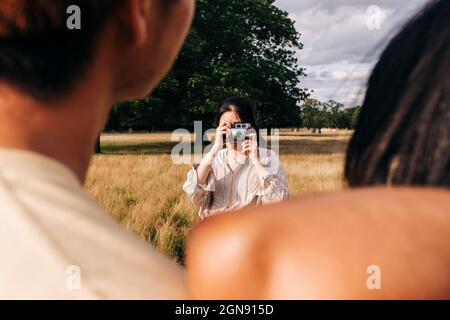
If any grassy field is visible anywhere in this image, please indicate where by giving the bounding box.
[85,130,352,263]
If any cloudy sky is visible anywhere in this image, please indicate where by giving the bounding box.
[275,0,432,106]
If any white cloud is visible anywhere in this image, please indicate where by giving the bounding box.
[275,0,432,105]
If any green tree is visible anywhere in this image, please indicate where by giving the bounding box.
[106,0,308,131]
[351,106,361,129]
[300,98,328,133]
[94,135,101,154]
[300,99,360,133]
[324,100,345,128]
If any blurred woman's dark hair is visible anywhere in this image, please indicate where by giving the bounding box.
[345,0,450,188]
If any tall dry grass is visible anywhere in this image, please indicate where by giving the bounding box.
[85,130,351,263]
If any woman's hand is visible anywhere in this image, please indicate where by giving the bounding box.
[212,121,231,153]
[242,140,259,163]
[197,122,231,184]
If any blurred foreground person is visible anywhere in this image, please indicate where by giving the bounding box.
[186,0,450,299]
[0,0,194,299]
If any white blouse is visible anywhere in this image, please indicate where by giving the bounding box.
[183,148,288,219]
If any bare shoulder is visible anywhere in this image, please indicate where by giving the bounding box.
[186,188,450,299]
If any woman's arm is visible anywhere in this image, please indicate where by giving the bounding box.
[182,165,215,209]
[242,143,288,204]
[256,152,288,204]
[195,149,219,186]
[196,122,230,185]
[182,122,231,209]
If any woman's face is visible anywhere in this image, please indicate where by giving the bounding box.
[219,110,242,127]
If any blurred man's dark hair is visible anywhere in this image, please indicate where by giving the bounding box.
[346,0,450,188]
[0,0,122,100]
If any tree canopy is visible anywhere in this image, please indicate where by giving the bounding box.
[106,0,308,132]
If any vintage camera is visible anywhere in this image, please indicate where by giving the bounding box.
[228,123,257,145]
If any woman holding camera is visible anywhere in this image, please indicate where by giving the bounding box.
[183,97,288,220]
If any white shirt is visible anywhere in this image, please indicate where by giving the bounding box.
[0,149,186,299]
[183,148,289,219]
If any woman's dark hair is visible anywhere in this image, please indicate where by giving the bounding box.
[215,97,258,128]
[345,0,450,188]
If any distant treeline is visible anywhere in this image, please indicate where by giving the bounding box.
[300,99,361,133]
[104,97,361,134]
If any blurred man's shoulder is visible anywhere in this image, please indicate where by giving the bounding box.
[0,149,186,299]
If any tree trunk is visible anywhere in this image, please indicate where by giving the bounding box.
[95,135,101,154]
